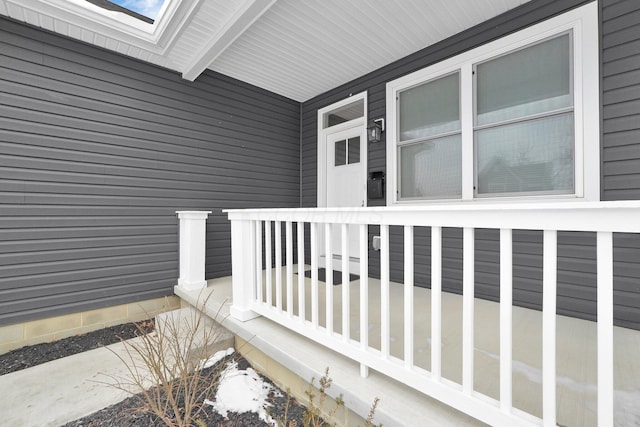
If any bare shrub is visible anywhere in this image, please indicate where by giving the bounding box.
[105,294,231,427]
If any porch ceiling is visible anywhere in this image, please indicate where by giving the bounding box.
[0,0,531,101]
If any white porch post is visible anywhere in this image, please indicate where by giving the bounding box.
[230,218,260,321]
[176,210,211,291]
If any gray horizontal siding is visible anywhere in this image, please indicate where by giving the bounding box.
[601,0,640,329]
[301,0,640,330]
[0,16,300,326]
[602,0,640,200]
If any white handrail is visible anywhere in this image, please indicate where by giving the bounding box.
[226,200,640,232]
[225,201,639,426]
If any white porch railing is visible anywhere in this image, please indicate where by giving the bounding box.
[224,201,640,427]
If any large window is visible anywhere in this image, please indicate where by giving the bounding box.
[386,3,599,203]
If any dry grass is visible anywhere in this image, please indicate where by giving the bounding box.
[274,367,382,427]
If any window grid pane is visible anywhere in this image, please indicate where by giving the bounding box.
[335,140,346,166]
[348,137,360,164]
[399,72,460,142]
[476,113,574,196]
[399,134,462,200]
[323,100,364,129]
[476,33,572,127]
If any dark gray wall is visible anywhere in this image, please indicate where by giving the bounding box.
[602,0,640,201]
[301,0,640,330]
[602,0,640,328]
[0,16,300,326]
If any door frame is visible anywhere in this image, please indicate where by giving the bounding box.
[317,91,368,208]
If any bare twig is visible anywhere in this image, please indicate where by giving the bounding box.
[102,292,231,426]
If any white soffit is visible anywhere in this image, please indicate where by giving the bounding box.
[209,0,532,101]
[0,0,532,102]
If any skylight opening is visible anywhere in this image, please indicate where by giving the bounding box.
[84,0,167,24]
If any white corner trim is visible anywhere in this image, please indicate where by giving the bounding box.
[181,0,276,81]
[385,83,395,207]
[577,2,600,202]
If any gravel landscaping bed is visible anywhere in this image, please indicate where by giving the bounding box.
[0,320,310,426]
[0,320,154,376]
[62,355,307,427]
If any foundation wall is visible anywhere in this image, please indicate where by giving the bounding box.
[0,296,180,355]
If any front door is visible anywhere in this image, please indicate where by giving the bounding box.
[325,126,365,268]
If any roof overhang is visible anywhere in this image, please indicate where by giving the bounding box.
[0,0,532,101]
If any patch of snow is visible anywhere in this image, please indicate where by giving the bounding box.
[197,347,235,370]
[204,360,279,425]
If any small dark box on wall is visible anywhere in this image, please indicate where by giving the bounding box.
[368,171,385,199]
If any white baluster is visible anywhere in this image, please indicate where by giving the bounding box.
[311,222,319,329]
[275,221,282,311]
[597,231,614,427]
[256,221,263,303]
[500,228,513,412]
[381,224,390,359]
[404,225,414,369]
[325,223,334,334]
[431,226,442,380]
[286,221,294,317]
[342,223,350,342]
[462,227,475,395]
[360,223,369,378]
[265,220,272,307]
[542,230,557,427]
[298,221,306,322]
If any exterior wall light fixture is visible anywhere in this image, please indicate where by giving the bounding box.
[367,118,385,143]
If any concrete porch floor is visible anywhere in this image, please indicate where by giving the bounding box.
[175,267,640,427]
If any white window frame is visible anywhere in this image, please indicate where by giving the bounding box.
[385,2,599,205]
